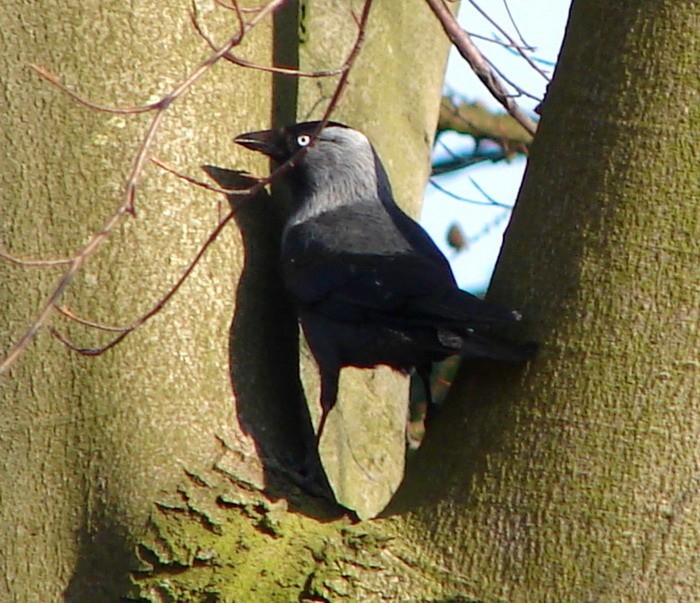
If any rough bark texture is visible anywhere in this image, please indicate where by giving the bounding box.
[5,0,694,601]
[397,1,699,600]
[0,1,276,600]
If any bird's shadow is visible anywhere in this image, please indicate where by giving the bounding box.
[202,166,340,518]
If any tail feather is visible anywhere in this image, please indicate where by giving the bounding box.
[439,328,538,362]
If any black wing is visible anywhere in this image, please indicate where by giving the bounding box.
[283,210,520,330]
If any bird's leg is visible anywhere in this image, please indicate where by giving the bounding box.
[298,367,339,498]
[316,367,339,447]
[417,363,440,426]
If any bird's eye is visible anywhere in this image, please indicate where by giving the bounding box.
[296,134,311,147]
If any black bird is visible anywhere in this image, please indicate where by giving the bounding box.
[235,121,536,450]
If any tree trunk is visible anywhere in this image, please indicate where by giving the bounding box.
[5,0,696,601]
[0,2,276,600]
[397,1,700,600]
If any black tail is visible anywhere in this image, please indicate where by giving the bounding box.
[457,332,538,363]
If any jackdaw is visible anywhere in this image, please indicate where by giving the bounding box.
[235,121,536,452]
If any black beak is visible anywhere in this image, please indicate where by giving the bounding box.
[234,129,285,161]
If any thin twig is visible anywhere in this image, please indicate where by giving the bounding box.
[468,0,550,81]
[55,306,133,332]
[0,248,72,267]
[429,178,512,208]
[501,0,531,50]
[215,0,259,14]
[30,64,159,115]
[44,0,373,358]
[190,11,344,78]
[151,157,257,196]
[482,54,541,102]
[0,0,290,373]
[48,201,247,356]
[425,0,537,136]
[468,176,510,206]
[431,151,509,175]
[468,31,534,51]
[315,0,373,126]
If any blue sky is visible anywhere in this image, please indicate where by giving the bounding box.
[420,1,572,292]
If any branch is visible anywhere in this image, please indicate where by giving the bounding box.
[468,0,550,82]
[433,97,530,175]
[425,0,538,136]
[37,0,373,359]
[0,248,72,267]
[190,11,344,79]
[0,0,291,373]
[437,96,532,146]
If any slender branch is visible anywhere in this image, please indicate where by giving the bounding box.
[438,95,533,146]
[215,0,260,14]
[431,151,509,176]
[45,0,373,358]
[151,157,254,196]
[482,54,541,102]
[30,64,158,114]
[55,306,133,333]
[315,0,373,126]
[468,176,509,206]
[48,201,246,356]
[425,0,537,136]
[501,0,531,50]
[468,0,550,81]
[0,0,291,373]
[468,31,534,51]
[190,11,344,78]
[0,248,72,267]
[429,178,512,208]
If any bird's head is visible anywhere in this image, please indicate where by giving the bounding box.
[234,121,363,163]
[235,121,388,207]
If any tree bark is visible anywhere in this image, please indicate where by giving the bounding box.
[0,1,276,600]
[0,0,453,600]
[397,1,700,600]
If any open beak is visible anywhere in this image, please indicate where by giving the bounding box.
[234,129,285,161]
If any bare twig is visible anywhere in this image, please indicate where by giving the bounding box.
[468,31,534,52]
[468,0,550,81]
[502,0,532,50]
[30,64,159,115]
[151,157,256,196]
[214,0,260,14]
[425,0,537,136]
[317,0,373,125]
[48,201,245,356]
[0,248,72,267]
[429,178,512,209]
[39,0,373,359]
[468,176,509,206]
[55,306,133,333]
[0,0,291,373]
[190,11,344,78]
[437,95,532,150]
[482,54,541,102]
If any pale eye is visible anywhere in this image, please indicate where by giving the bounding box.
[296,134,311,147]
